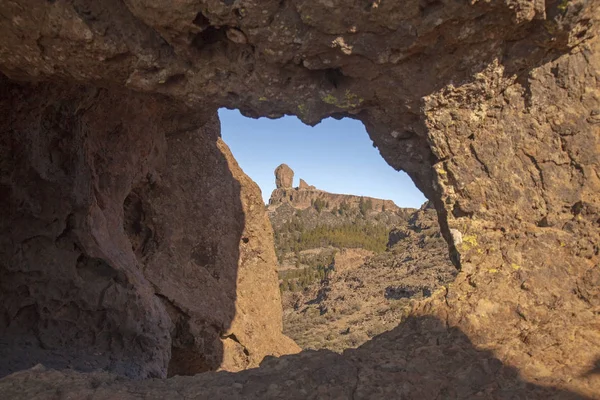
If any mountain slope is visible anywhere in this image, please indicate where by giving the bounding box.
[280,203,456,351]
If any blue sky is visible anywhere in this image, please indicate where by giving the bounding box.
[218,109,427,209]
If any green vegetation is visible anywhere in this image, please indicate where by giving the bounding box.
[337,201,350,216]
[275,217,389,259]
[279,251,336,292]
[279,264,332,292]
[557,0,569,13]
[298,223,386,252]
[359,197,373,216]
[299,251,336,269]
[313,198,326,213]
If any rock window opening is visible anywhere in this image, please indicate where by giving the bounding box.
[220,108,457,352]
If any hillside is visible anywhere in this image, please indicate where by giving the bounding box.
[268,164,415,273]
[266,165,456,351]
[279,203,456,351]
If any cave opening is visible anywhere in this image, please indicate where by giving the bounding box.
[0,0,598,394]
[219,108,457,352]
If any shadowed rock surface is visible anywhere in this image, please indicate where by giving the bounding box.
[0,317,595,399]
[0,79,298,379]
[0,0,599,397]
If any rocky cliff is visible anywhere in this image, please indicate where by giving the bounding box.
[274,163,294,189]
[270,164,401,212]
[267,164,414,270]
[0,0,599,398]
[0,79,298,380]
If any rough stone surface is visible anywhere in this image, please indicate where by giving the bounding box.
[0,79,298,379]
[127,124,300,376]
[274,164,294,189]
[298,178,312,189]
[0,317,594,399]
[270,187,401,213]
[269,167,401,213]
[0,0,599,397]
[449,228,463,246]
[0,79,174,379]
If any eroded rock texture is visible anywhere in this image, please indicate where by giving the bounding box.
[0,79,298,379]
[270,163,401,212]
[0,79,174,379]
[270,185,401,212]
[0,317,593,399]
[274,163,294,189]
[298,178,313,189]
[0,0,599,397]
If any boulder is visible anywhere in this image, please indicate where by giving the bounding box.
[274,164,294,189]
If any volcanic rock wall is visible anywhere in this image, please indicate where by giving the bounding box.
[0,0,599,397]
[0,78,298,379]
[274,163,294,189]
[270,164,401,212]
[270,187,401,212]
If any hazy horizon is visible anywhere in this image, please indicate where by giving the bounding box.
[219,108,427,209]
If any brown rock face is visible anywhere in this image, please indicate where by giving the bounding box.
[0,79,173,379]
[270,163,401,212]
[0,78,298,379]
[274,164,294,189]
[0,0,599,397]
[126,127,299,376]
[298,178,311,189]
[270,187,400,213]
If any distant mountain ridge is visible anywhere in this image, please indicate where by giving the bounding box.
[266,164,416,270]
[266,164,455,353]
[268,163,401,214]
